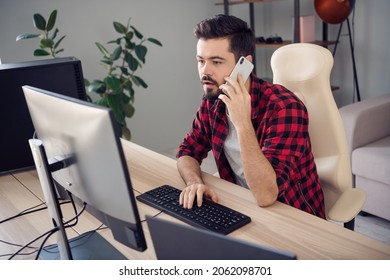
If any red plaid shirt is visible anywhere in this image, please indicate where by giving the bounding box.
[177,75,325,218]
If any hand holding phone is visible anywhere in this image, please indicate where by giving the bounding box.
[229,56,254,84]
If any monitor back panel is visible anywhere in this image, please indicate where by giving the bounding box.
[146,216,296,260]
[0,57,86,173]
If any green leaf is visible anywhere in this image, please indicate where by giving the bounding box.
[124,79,134,97]
[55,48,64,54]
[132,75,148,88]
[88,80,106,94]
[33,13,46,31]
[111,46,122,61]
[125,32,134,41]
[124,102,135,118]
[105,76,121,93]
[107,94,125,126]
[16,33,40,41]
[50,28,59,40]
[46,10,57,31]
[33,49,50,56]
[135,45,147,63]
[113,21,127,34]
[124,38,135,50]
[130,26,143,39]
[120,67,129,75]
[120,91,131,104]
[40,38,54,48]
[96,96,109,107]
[100,59,113,66]
[95,42,111,59]
[125,52,138,71]
[54,35,66,49]
[147,38,163,46]
[122,126,131,140]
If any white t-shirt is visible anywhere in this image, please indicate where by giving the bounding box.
[223,113,248,188]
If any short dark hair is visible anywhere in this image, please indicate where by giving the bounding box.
[194,14,255,61]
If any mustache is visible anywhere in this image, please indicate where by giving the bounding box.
[201,75,218,85]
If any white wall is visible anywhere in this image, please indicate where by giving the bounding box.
[0,0,220,153]
[1,0,389,153]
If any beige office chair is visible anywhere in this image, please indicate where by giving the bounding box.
[270,43,366,230]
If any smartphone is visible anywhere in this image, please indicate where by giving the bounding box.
[229,56,254,83]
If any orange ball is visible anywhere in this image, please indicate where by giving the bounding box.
[314,0,355,24]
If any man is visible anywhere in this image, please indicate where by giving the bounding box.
[176,14,325,219]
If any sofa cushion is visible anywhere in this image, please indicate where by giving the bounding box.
[352,136,390,185]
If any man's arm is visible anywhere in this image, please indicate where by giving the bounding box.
[177,155,218,208]
[236,124,278,206]
[219,74,278,207]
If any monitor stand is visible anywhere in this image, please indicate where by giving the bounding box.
[39,232,127,260]
[29,139,127,260]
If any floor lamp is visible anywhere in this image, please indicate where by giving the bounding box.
[315,0,361,102]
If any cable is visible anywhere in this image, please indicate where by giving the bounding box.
[35,201,87,260]
[0,202,45,225]
[0,200,71,225]
[7,227,58,260]
[140,210,163,223]
[34,227,59,260]
[1,197,84,260]
[38,223,107,259]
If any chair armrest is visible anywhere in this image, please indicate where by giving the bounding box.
[327,188,366,223]
[339,93,390,154]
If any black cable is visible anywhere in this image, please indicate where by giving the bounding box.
[7,227,58,260]
[0,200,72,258]
[0,200,71,225]
[34,226,59,260]
[37,223,107,258]
[2,198,84,260]
[35,201,87,259]
[63,201,87,227]
[140,210,163,223]
[0,203,45,225]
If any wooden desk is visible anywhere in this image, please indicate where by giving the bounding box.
[1,140,390,260]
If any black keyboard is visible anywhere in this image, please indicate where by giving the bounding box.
[136,185,251,235]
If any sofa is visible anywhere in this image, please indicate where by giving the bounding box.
[339,93,390,221]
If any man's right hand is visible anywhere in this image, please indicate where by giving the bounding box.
[179,183,218,209]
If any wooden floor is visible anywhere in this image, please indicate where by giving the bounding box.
[354,213,390,246]
[164,148,390,246]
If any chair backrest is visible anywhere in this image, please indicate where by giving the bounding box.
[270,43,352,216]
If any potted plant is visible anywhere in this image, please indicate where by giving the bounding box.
[17,11,162,140]
[16,9,66,57]
[85,18,162,140]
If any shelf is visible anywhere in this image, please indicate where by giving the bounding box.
[256,40,338,48]
[215,0,279,5]
[311,40,337,47]
[256,41,292,48]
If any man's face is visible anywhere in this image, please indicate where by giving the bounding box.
[196,38,236,100]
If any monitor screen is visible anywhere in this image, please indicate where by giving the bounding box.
[0,57,87,173]
[22,85,147,258]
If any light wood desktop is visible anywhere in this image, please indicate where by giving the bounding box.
[1,139,389,260]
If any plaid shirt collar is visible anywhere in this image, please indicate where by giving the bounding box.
[207,74,262,161]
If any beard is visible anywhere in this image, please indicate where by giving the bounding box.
[201,75,224,101]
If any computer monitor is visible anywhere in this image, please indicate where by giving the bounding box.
[147,216,296,260]
[22,85,147,259]
[0,57,87,174]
